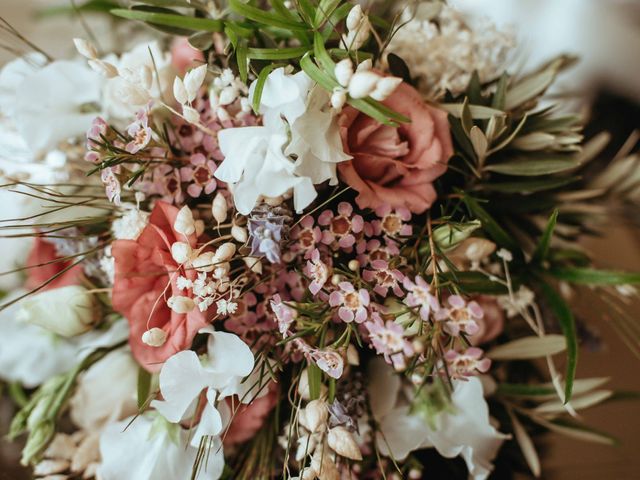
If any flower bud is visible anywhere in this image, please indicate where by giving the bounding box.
[346,343,360,366]
[21,420,55,466]
[331,89,347,110]
[184,64,208,103]
[182,105,201,124]
[370,76,403,101]
[327,426,362,460]
[192,252,216,272]
[219,86,238,106]
[356,59,372,72]
[348,71,380,99]
[73,38,98,59]
[346,5,364,31]
[216,106,231,122]
[194,219,205,237]
[334,59,354,87]
[167,296,195,314]
[305,400,328,433]
[142,328,167,347]
[244,256,262,274]
[174,206,196,236]
[347,259,360,272]
[212,193,228,224]
[171,242,193,264]
[18,286,95,337]
[173,76,188,105]
[215,242,236,262]
[462,238,496,263]
[231,225,248,243]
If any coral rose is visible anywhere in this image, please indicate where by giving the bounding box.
[25,237,83,291]
[338,82,453,213]
[223,384,278,446]
[170,37,205,75]
[111,201,208,371]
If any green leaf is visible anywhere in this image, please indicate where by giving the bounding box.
[236,43,248,83]
[251,63,284,113]
[315,0,342,26]
[485,155,580,176]
[505,58,563,110]
[137,367,152,410]
[549,268,640,285]
[431,220,482,252]
[313,31,335,74]
[538,281,578,403]
[439,103,506,120]
[228,0,307,31]
[462,195,519,251]
[246,46,309,60]
[532,209,558,264]
[188,31,214,50]
[307,363,322,400]
[37,0,119,17]
[111,8,223,32]
[131,0,193,6]
[491,72,509,110]
[497,383,558,397]
[487,335,567,360]
[532,417,617,446]
[480,176,579,194]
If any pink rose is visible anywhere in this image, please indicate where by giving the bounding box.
[338,82,453,213]
[470,296,505,345]
[25,237,83,291]
[111,201,208,372]
[170,37,205,75]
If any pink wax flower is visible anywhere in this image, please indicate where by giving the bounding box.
[290,215,322,255]
[338,82,453,213]
[25,237,84,291]
[170,37,205,75]
[180,153,218,198]
[402,275,439,321]
[365,314,414,371]
[362,259,404,298]
[111,202,208,372]
[304,248,330,296]
[444,347,491,379]
[372,204,413,237]
[125,107,152,154]
[311,349,344,379]
[356,238,400,267]
[270,294,296,338]
[435,295,483,337]
[318,202,364,250]
[329,281,370,323]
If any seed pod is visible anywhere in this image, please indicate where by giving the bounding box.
[212,193,228,224]
[141,328,167,347]
[215,242,236,262]
[167,296,195,314]
[327,426,362,460]
[231,225,248,243]
[348,71,380,99]
[334,59,354,87]
[305,400,328,433]
[370,76,403,101]
[171,242,192,264]
[174,206,196,236]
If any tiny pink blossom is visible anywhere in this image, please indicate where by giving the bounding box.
[362,260,404,298]
[270,294,296,338]
[86,116,108,150]
[329,281,370,323]
[101,167,121,205]
[365,314,414,371]
[290,215,322,255]
[444,347,491,378]
[180,153,218,197]
[372,204,413,237]
[125,108,153,154]
[403,275,439,320]
[304,249,330,296]
[318,202,364,250]
[311,349,344,379]
[434,295,484,337]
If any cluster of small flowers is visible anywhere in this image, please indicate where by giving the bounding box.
[387,4,515,96]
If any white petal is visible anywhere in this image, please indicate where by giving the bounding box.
[206,331,254,377]
[190,390,224,447]
[150,351,209,423]
[184,64,208,102]
[367,357,401,420]
[173,76,188,105]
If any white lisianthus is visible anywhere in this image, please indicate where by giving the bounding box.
[368,358,509,480]
[0,53,103,154]
[98,413,225,480]
[70,349,138,431]
[18,286,96,337]
[215,68,351,214]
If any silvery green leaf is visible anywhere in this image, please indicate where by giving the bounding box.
[504,58,564,110]
[534,390,613,414]
[508,409,541,477]
[487,335,566,360]
[485,155,580,176]
[439,103,506,120]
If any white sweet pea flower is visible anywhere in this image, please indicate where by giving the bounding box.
[369,359,509,480]
[98,413,224,480]
[216,68,351,214]
[150,327,258,444]
[0,52,103,154]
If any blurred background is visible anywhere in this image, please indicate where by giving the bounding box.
[0,1,639,479]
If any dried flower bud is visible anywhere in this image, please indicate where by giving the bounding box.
[370,76,403,101]
[348,71,380,99]
[141,328,167,347]
[219,85,238,105]
[231,225,248,243]
[192,252,216,272]
[356,59,372,72]
[347,260,360,272]
[334,59,354,87]
[215,242,236,262]
[173,76,188,105]
[346,5,364,31]
[171,241,192,264]
[167,296,196,314]
[327,426,362,460]
[184,64,208,103]
[244,256,262,274]
[212,193,228,224]
[305,400,328,433]
[174,206,196,236]
[331,89,347,110]
[194,219,205,237]
[462,238,496,263]
[182,105,201,124]
[346,344,360,366]
[73,38,98,59]
[216,106,231,122]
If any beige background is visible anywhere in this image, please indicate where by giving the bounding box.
[1,2,639,479]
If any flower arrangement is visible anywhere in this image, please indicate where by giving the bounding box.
[0,1,639,479]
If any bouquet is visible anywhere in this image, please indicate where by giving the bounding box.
[0,1,638,479]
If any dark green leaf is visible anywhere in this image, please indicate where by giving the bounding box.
[485,155,580,176]
[550,268,640,285]
[462,195,519,251]
[137,367,152,409]
[228,0,307,31]
[111,8,223,32]
[532,209,558,264]
[307,363,322,400]
[491,72,509,110]
[497,383,558,397]
[538,281,578,403]
[236,43,248,83]
[247,46,308,60]
[480,176,579,194]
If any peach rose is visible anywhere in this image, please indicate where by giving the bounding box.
[223,384,278,446]
[338,82,453,213]
[25,237,83,291]
[170,37,205,75]
[111,201,208,371]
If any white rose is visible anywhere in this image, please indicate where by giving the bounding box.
[18,286,96,337]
